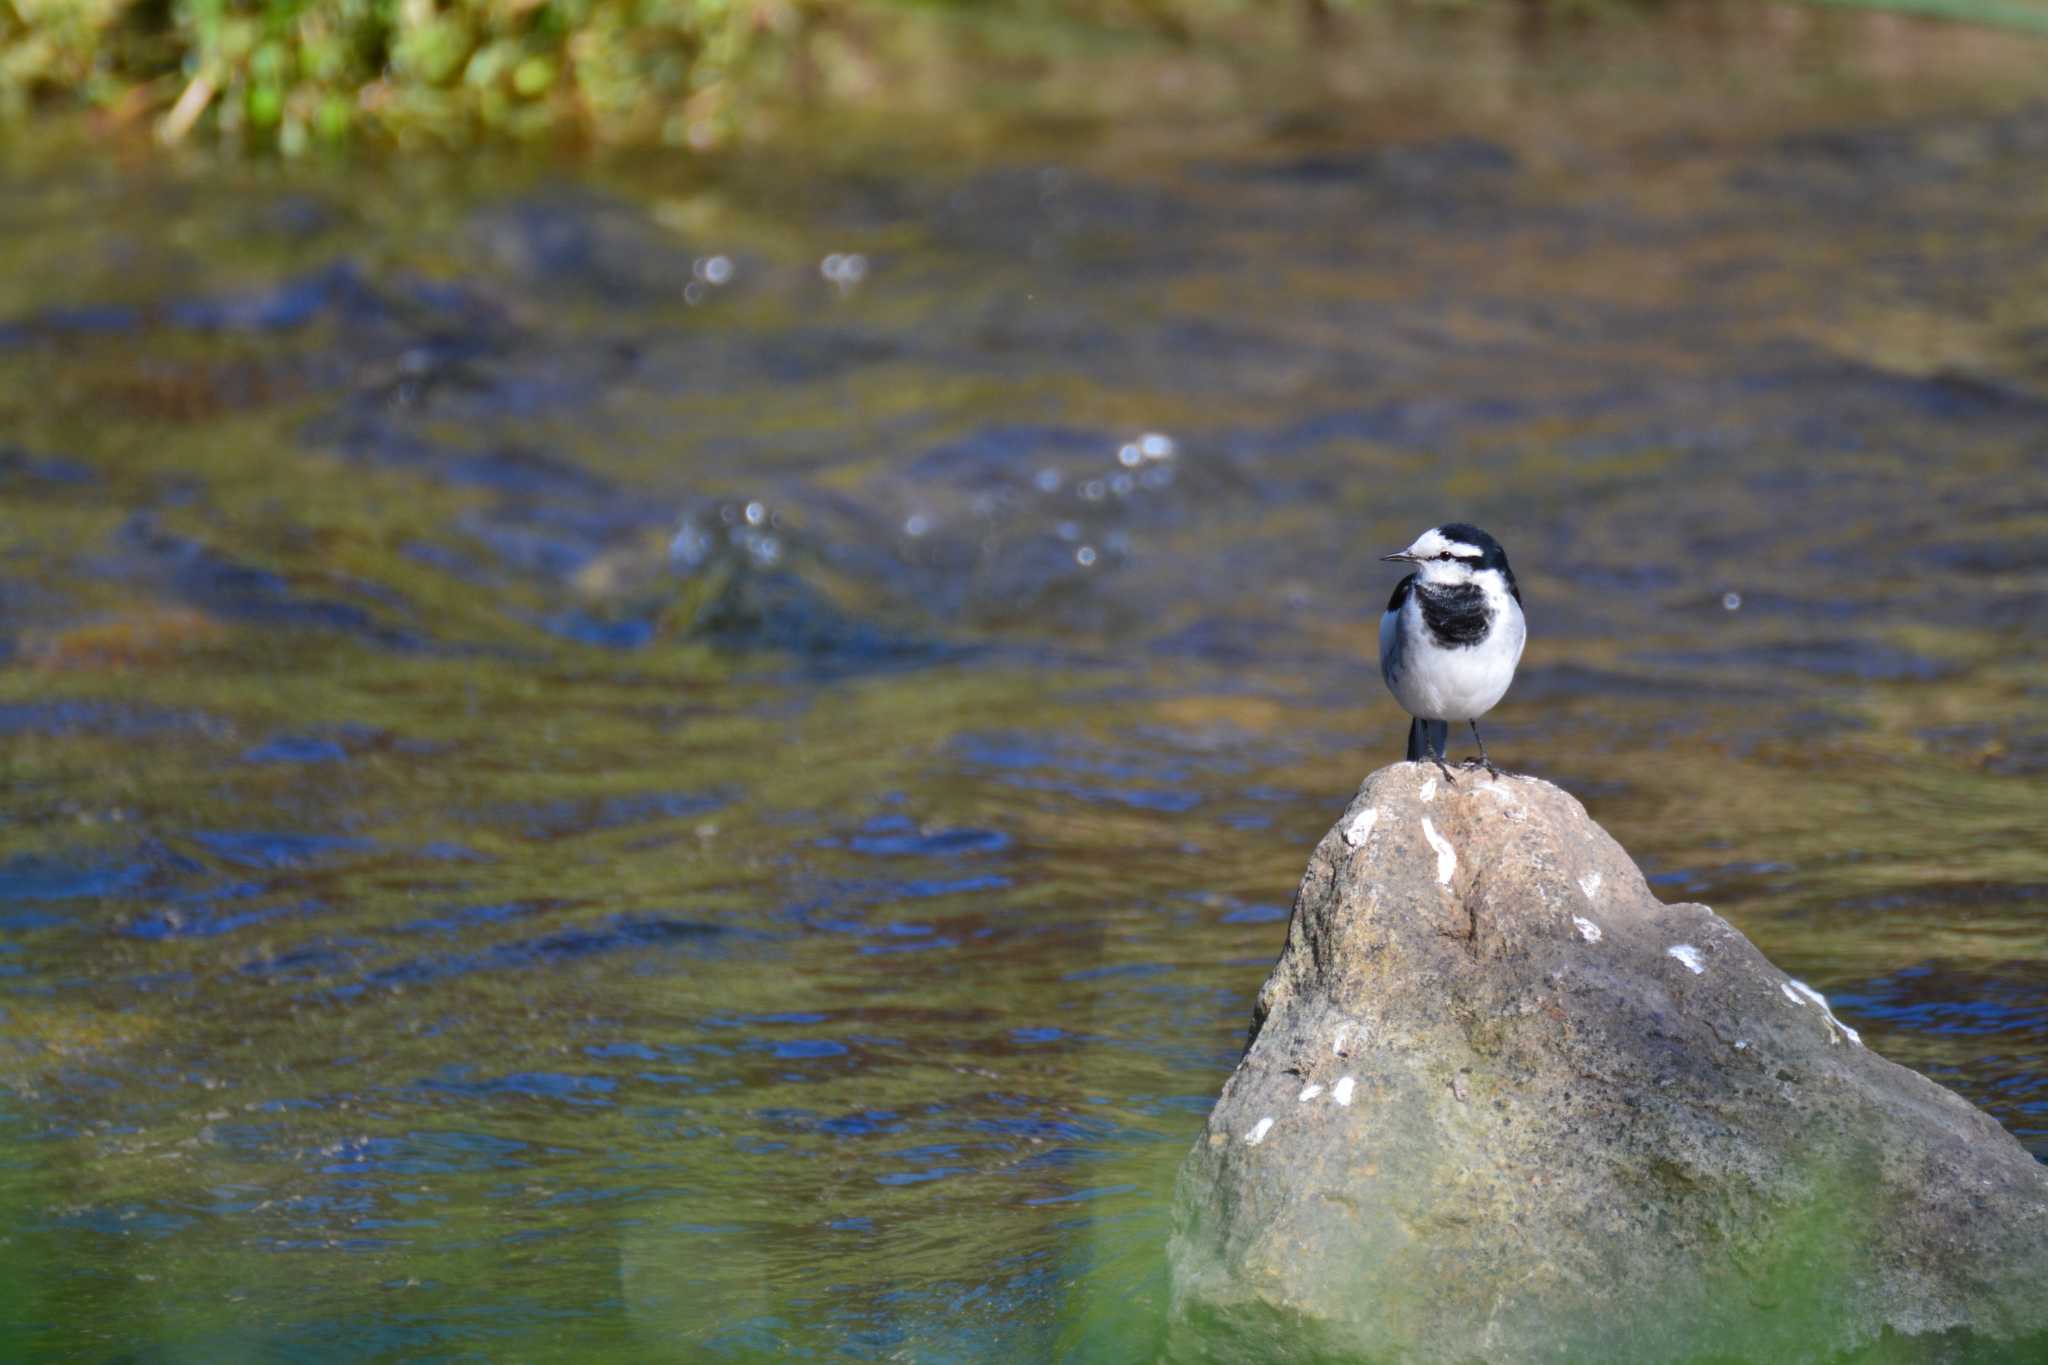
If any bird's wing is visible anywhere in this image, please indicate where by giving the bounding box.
[1378,575,1413,681]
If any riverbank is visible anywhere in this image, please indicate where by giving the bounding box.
[3,0,2047,157]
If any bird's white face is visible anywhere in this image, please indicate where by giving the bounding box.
[1393,527,1487,587]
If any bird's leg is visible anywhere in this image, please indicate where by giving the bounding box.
[1466,720,1503,779]
[1431,722,1456,784]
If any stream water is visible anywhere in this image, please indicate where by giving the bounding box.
[2,69,2047,1361]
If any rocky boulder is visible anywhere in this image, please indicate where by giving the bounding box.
[1168,763,2048,1364]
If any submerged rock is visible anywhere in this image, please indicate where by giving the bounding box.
[1168,764,2048,1364]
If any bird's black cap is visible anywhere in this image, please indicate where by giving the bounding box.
[1432,523,1520,603]
[1435,524,1506,563]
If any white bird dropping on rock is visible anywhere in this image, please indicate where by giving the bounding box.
[1245,1116,1275,1145]
[1342,807,1378,847]
[1332,1076,1356,1107]
[1667,944,1706,974]
[1420,817,1456,885]
[1784,979,1863,1046]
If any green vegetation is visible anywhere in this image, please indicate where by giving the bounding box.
[8,0,2047,155]
[3,0,826,150]
[0,0,1305,153]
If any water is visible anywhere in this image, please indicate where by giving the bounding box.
[3,77,2047,1361]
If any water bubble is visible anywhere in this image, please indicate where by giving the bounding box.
[903,514,931,538]
[1109,474,1134,496]
[1075,546,1098,567]
[1723,592,1742,611]
[1139,432,1177,460]
[683,281,706,306]
[702,255,734,285]
[1080,480,1106,502]
[1055,521,1081,542]
[670,522,712,568]
[1118,443,1143,468]
[745,501,767,527]
[745,533,782,567]
[719,504,740,525]
[822,253,869,287]
[1034,468,1062,493]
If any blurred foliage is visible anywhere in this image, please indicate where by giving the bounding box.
[0,0,1642,154]
[7,0,2048,153]
[0,0,1292,152]
[2,0,818,150]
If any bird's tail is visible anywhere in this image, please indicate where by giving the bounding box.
[1406,717,1446,763]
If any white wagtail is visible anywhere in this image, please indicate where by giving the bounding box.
[1379,523,1525,781]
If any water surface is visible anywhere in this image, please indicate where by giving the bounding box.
[3,81,2047,1361]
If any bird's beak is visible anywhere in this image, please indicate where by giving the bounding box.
[1381,552,1418,563]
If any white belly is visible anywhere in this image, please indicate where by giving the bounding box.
[1381,597,1524,721]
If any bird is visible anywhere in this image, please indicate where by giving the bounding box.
[1378,523,1525,782]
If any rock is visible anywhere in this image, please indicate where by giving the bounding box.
[1167,763,2048,1364]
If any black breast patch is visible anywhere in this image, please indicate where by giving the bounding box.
[1418,583,1491,648]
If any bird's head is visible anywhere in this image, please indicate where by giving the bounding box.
[1382,523,1513,590]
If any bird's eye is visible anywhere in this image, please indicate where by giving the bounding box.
[1436,552,1453,561]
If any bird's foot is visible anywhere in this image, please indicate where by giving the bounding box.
[1432,756,1457,784]
[1461,756,1506,779]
